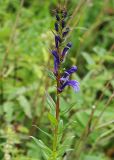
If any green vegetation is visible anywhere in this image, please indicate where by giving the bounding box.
[0,0,114,160]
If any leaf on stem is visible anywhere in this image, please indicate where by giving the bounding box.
[48,113,58,126]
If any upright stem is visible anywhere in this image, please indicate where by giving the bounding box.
[56,94,59,121]
[52,67,60,160]
[56,73,60,121]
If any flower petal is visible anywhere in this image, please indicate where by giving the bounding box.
[65,66,77,75]
[58,80,79,92]
[60,66,77,82]
[67,80,80,92]
[62,42,72,57]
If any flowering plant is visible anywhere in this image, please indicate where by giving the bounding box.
[49,7,79,159]
[31,6,79,160]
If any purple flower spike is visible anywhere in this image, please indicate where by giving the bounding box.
[55,35,61,48]
[55,23,59,32]
[58,80,79,92]
[50,9,80,93]
[62,42,72,57]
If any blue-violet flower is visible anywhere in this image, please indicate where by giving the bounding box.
[50,9,79,93]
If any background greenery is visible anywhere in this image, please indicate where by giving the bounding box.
[0,0,114,159]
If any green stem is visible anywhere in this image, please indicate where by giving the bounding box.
[52,63,61,159]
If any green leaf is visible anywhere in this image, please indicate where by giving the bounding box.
[3,101,14,122]
[58,135,74,156]
[48,113,57,126]
[32,125,52,139]
[58,119,64,134]
[18,125,29,134]
[17,95,32,118]
[46,69,56,80]
[98,127,114,139]
[46,92,55,115]
[84,155,104,160]
[58,119,64,143]
[30,136,52,156]
[82,52,95,65]
[8,83,38,100]
[96,120,114,130]
[61,102,76,115]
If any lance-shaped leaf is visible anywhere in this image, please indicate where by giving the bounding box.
[30,136,52,158]
[48,113,58,126]
[46,92,55,115]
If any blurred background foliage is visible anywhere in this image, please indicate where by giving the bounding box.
[0,0,114,160]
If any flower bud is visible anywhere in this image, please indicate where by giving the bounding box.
[55,22,59,32]
[62,27,70,37]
